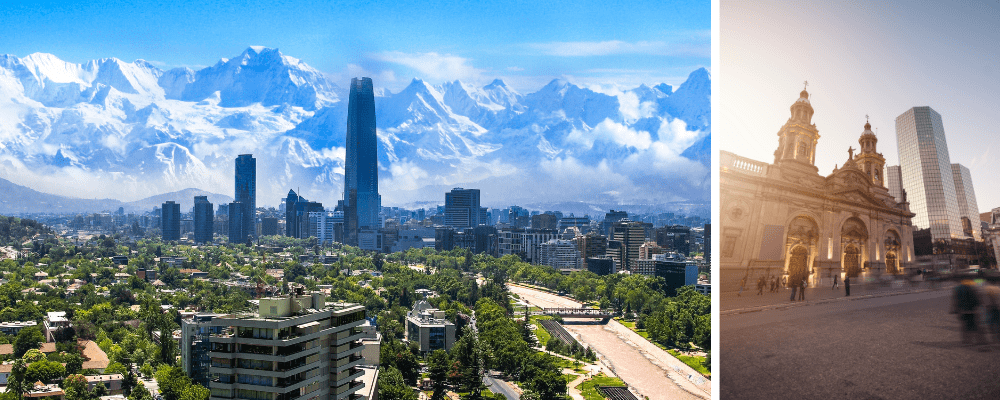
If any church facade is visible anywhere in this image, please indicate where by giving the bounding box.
[719,87,915,292]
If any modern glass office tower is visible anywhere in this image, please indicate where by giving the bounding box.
[952,163,981,241]
[343,78,381,248]
[162,201,181,241]
[444,188,482,229]
[235,154,257,242]
[194,196,214,244]
[895,107,964,241]
[886,165,904,203]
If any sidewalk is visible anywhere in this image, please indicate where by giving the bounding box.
[721,278,955,315]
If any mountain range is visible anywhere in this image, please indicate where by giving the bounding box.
[0,47,710,212]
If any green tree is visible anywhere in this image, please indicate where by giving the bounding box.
[154,365,191,400]
[62,374,92,400]
[65,353,84,375]
[7,359,28,400]
[178,384,209,400]
[26,360,66,384]
[449,327,486,398]
[426,349,450,400]
[13,327,44,358]
[128,383,154,400]
[376,366,416,400]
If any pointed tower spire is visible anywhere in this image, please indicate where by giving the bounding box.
[856,119,886,187]
[772,84,820,174]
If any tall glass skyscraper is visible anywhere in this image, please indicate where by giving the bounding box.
[952,163,981,241]
[162,201,181,241]
[234,154,256,243]
[193,196,213,244]
[895,107,964,241]
[343,77,381,248]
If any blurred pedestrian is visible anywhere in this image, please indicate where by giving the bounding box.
[757,275,765,295]
[798,277,806,300]
[738,274,748,297]
[845,275,851,296]
[771,276,778,293]
[983,283,1000,343]
[832,274,839,290]
[789,277,798,301]
[951,279,984,345]
[782,275,787,289]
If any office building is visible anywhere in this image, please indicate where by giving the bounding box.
[611,221,646,272]
[445,188,482,229]
[309,211,343,245]
[886,165,904,203]
[286,190,325,239]
[343,77,381,249]
[405,301,456,354]
[602,210,629,236]
[235,154,257,242]
[228,201,247,244]
[194,196,214,244]
[162,201,181,241]
[635,255,698,296]
[952,164,981,240]
[261,217,279,236]
[895,107,964,241]
[531,214,557,231]
[0,321,38,337]
[180,291,367,400]
[586,257,616,276]
[538,239,582,270]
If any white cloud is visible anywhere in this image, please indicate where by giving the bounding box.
[657,118,702,152]
[371,51,485,83]
[566,119,653,150]
[528,39,709,58]
[506,66,525,72]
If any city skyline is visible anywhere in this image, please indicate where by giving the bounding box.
[720,0,1000,213]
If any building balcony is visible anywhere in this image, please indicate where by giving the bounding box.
[333,368,364,388]
[332,355,363,373]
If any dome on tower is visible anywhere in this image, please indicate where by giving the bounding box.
[795,89,810,104]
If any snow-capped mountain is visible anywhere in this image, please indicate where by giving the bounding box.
[0,47,710,210]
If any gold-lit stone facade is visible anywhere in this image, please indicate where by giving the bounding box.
[719,88,915,291]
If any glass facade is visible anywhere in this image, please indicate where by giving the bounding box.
[194,196,214,243]
[952,163,981,241]
[235,154,256,242]
[886,165,903,203]
[344,77,381,247]
[895,107,964,241]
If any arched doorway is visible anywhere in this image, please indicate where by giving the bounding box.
[841,217,868,278]
[788,246,809,282]
[784,216,818,285]
[844,245,861,277]
[885,230,901,274]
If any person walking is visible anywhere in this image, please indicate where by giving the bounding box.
[757,275,765,295]
[738,274,748,297]
[845,275,851,296]
[983,283,1000,343]
[789,276,798,301]
[832,274,839,290]
[952,279,984,345]
[798,276,807,301]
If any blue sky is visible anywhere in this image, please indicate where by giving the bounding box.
[0,0,709,92]
[720,0,1000,213]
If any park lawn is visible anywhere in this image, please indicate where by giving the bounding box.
[576,374,627,400]
[530,317,553,345]
[667,350,710,377]
[553,357,588,373]
[617,318,711,377]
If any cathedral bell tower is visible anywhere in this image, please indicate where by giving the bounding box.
[855,119,886,187]
[773,84,821,174]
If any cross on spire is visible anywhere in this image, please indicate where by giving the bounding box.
[865,114,869,122]
[803,80,808,90]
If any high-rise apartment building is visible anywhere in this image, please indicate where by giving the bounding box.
[180,292,367,400]
[194,196,214,244]
[228,201,247,244]
[235,154,257,242]
[285,190,325,239]
[162,201,181,241]
[895,107,965,241]
[602,210,629,236]
[444,188,482,229]
[952,163,981,240]
[612,220,646,272]
[343,77,381,249]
